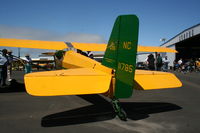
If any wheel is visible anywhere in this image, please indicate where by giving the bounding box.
[111,98,127,121]
[118,108,127,121]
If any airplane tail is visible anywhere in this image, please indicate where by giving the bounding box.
[102,15,139,98]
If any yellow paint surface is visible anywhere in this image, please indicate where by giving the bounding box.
[138,46,177,53]
[0,38,67,50]
[25,68,112,96]
[72,42,106,51]
[71,43,178,53]
[0,38,177,52]
[134,70,182,90]
[62,51,112,74]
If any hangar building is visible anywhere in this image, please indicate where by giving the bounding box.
[161,23,200,67]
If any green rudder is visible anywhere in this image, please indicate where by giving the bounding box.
[102,15,139,98]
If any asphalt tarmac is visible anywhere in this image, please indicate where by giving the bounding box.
[0,71,199,133]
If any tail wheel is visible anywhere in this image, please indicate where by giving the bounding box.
[118,108,127,121]
[111,98,127,121]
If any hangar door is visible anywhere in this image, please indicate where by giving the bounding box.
[176,34,200,60]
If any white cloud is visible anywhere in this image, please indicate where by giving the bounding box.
[62,32,107,43]
[0,25,106,57]
[0,25,59,40]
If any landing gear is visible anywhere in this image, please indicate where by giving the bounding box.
[111,98,127,121]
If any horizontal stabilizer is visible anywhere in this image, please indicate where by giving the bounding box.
[24,68,112,96]
[134,70,182,90]
[62,51,112,74]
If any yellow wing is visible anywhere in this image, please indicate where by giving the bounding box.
[0,38,67,50]
[25,68,112,96]
[134,70,182,90]
[137,45,177,53]
[71,42,106,51]
[71,42,178,53]
[0,38,177,52]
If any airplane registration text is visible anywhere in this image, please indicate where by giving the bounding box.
[118,62,133,73]
[123,42,132,50]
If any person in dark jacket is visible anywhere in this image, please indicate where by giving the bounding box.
[156,53,163,71]
[147,54,155,70]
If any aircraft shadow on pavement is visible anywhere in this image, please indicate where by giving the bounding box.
[41,95,115,127]
[41,94,182,127]
[0,79,26,93]
[121,102,182,120]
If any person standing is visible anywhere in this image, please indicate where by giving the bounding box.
[0,49,8,86]
[24,54,32,73]
[156,53,163,71]
[147,54,155,70]
[178,58,183,71]
[163,56,170,72]
[7,50,13,81]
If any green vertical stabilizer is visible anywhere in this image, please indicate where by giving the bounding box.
[102,15,139,98]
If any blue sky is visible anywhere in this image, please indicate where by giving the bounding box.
[0,0,200,57]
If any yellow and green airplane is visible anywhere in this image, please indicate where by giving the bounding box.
[0,15,182,120]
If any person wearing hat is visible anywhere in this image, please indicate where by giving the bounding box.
[24,54,32,73]
[0,49,8,86]
[7,50,13,82]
